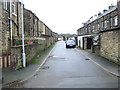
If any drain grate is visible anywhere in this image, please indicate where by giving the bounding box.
[85,58,90,60]
[40,66,50,69]
[48,55,66,60]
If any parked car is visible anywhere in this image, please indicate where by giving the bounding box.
[66,39,76,48]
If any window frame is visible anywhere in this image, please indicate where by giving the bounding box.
[93,25,95,33]
[3,0,8,10]
[97,23,100,31]
[12,2,17,16]
[110,17,113,28]
[114,15,118,26]
[104,20,107,29]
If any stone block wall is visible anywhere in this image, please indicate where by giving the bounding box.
[11,40,46,70]
[100,30,120,64]
[25,42,46,64]
[2,9,10,53]
[11,46,22,70]
[17,2,22,37]
[118,29,120,63]
[24,9,32,37]
[0,1,2,54]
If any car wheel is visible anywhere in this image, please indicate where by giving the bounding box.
[66,45,68,48]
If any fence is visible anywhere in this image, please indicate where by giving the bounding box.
[1,52,11,70]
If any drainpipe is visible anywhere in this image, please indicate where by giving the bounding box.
[21,0,26,68]
[10,0,13,46]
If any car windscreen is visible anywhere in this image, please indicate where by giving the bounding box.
[67,40,75,44]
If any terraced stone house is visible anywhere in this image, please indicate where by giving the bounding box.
[0,0,58,70]
[77,0,120,64]
[0,0,23,70]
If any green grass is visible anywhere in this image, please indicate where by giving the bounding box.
[31,58,40,64]
[30,43,56,64]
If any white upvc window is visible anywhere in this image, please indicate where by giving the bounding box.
[104,20,107,29]
[101,22,103,29]
[12,2,17,16]
[97,24,100,31]
[93,25,95,32]
[3,0,8,10]
[110,18,113,27]
[89,26,91,33]
[114,16,118,26]
[86,27,87,34]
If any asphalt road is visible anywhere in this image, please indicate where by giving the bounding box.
[13,41,118,88]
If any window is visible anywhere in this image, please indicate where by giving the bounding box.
[104,20,107,29]
[101,22,104,29]
[88,26,91,33]
[12,2,17,15]
[110,18,113,27]
[86,28,87,34]
[3,0,7,10]
[93,25,95,32]
[97,24,100,31]
[114,16,118,26]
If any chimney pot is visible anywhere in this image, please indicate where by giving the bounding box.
[103,9,107,13]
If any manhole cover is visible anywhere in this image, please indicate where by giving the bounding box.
[85,58,90,60]
[48,56,53,58]
[48,56,66,60]
[48,56,58,58]
[41,66,49,69]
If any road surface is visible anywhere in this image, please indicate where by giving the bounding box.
[13,41,118,88]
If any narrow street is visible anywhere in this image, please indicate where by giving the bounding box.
[13,41,118,88]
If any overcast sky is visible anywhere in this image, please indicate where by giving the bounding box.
[23,0,117,34]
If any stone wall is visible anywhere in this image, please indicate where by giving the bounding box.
[2,8,10,52]
[24,9,31,37]
[18,2,22,37]
[100,29,120,64]
[2,1,23,52]
[118,29,120,64]
[25,42,46,64]
[11,46,22,70]
[0,0,2,69]
[0,1,2,54]
[11,40,46,70]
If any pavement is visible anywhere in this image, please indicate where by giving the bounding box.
[2,44,56,88]
[75,48,120,77]
[2,44,120,88]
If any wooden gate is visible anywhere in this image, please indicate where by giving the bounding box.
[1,53,11,70]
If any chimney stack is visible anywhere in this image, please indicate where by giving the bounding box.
[109,5,115,10]
[103,9,107,13]
[98,12,102,16]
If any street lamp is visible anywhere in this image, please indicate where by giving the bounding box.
[21,0,26,68]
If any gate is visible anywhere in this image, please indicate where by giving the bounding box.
[1,52,11,70]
